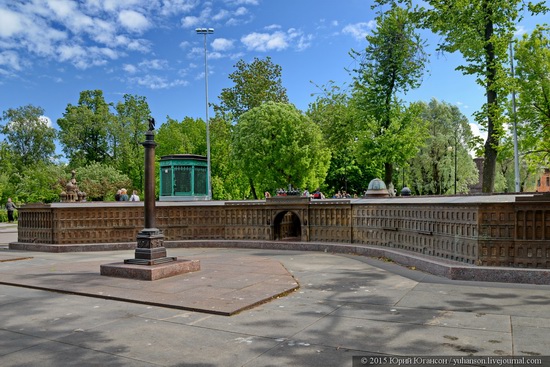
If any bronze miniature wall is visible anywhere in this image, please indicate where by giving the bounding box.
[15,194,550,268]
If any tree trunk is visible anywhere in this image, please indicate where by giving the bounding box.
[249,178,258,200]
[384,162,393,190]
[481,0,497,193]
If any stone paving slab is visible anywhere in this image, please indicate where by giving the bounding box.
[0,252,299,316]
[1,248,550,367]
[290,314,513,356]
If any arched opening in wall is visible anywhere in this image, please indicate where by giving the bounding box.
[273,211,301,241]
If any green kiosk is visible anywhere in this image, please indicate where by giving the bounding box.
[159,154,208,201]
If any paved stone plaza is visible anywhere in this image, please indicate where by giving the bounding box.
[1,223,550,366]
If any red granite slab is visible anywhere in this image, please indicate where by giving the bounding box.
[0,253,299,316]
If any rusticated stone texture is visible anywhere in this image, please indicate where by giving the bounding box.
[15,194,550,268]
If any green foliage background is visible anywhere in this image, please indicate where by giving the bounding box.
[2,5,550,220]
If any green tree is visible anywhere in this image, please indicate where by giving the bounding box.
[1,105,57,169]
[11,164,66,204]
[0,141,16,203]
[209,116,251,200]
[514,25,550,165]
[232,102,331,194]
[58,90,114,166]
[155,116,206,158]
[351,4,428,189]
[378,0,548,192]
[214,56,290,198]
[214,56,289,121]
[307,82,374,195]
[155,116,249,200]
[497,135,538,192]
[74,162,132,201]
[408,99,479,195]
[113,94,150,190]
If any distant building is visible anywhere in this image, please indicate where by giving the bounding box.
[536,168,550,193]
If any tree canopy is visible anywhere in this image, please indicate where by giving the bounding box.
[57,90,114,166]
[515,25,550,165]
[308,82,374,195]
[376,0,548,192]
[408,99,480,195]
[112,94,151,191]
[351,4,428,188]
[232,102,331,193]
[214,56,289,121]
[1,104,57,169]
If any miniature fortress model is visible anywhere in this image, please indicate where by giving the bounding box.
[12,192,550,269]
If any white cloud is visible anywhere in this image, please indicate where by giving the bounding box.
[118,10,150,33]
[181,2,251,28]
[265,24,281,31]
[0,0,252,78]
[287,28,312,51]
[241,31,288,52]
[234,7,248,16]
[228,0,259,5]
[139,59,169,70]
[39,115,52,128]
[57,44,118,69]
[101,0,143,13]
[46,0,77,18]
[241,28,313,52]
[129,74,189,89]
[515,25,528,37]
[159,0,200,15]
[342,21,376,41]
[124,38,150,52]
[0,8,24,37]
[0,1,159,72]
[211,38,234,51]
[470,122,487,142]
[182,15,201,28]
[57,44,87,63]
[0,50,22,71]
[123,63,137,73]
[212,9,230,21]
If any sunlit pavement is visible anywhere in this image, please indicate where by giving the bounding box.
[1,238,550,366]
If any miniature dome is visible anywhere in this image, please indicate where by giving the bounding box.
[365,178,389,197]
[401,186,411,196]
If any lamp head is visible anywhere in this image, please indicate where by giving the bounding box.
[195,28,214,34]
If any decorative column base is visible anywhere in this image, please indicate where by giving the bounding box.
[101,227,201,281]
[124,228,177,266]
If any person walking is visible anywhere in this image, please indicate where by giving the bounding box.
[5,198,17,223]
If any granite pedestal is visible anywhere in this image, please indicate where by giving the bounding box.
[101,228,200,281]
[100,259,200,281]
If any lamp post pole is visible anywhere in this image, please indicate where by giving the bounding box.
[454,132,457,195]
[510,40,521,192]
[196,27,214,200]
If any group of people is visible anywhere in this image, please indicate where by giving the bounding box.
[266,188,326,199]
[264,188,360,200]
[115,189,140,202]
[332,190,355,199]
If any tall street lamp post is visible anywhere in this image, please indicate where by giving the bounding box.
[196,27,214,200]
[510,40,521,193]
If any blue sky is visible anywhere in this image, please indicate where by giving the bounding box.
[0,0,548,146]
